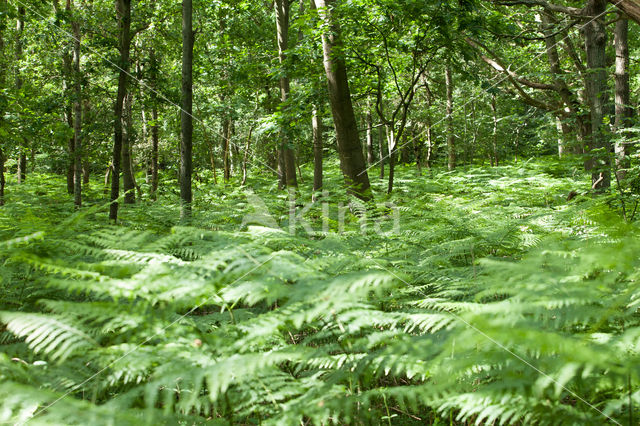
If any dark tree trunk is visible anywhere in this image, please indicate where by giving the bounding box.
[614,15,633,180]
[274,0,298,189]
[584,0,611,190]
[314,0,372,202]
[110,0,131,222]
[180,0,194,219]
[445,64,456,170]
[122,92,135,204]
[72,16,82,207]
[312,103,323,198]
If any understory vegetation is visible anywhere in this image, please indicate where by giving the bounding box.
[1,157,639,425]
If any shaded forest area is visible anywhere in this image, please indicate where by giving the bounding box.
[2,0,640,424]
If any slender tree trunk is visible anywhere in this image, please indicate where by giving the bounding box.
[424,83,434,169]
[366,110,374,165]
[491,94,499,167]
[614,15,633,180]
[314,0,372,202]
[222,119,231,182]
[542,12,587,153]
[63,53,75,194]
[414,129,422,175]
[556,116,567,157]
[15,7,26,184]
[110,0,131,222]
[445,64,456,170]
[1,8,6,205]
[149,48,159,197]
[378,124,385,179]
[386,126,396,194]
[312,103,323,198]
[122,92,135,203]
[180,0,194,218]
[274,0,298,188]
[0,148,4,206]
[104,164,112,195]
[83,162,90,185]
[72,15,82,207]
[584,0,611,190]
[241,127,253,186]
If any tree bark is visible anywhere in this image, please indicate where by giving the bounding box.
[312,103,323,198]
[110,0,131,222]
[121,92,135,203]
[180,0,194,218]
[314,0,372,202]
[274,0,298,188]
[0,148,4,206]
[72,14,82,207]
[584,0,610,190]
[222,119,231,182]
[15,7,26,184]
[149,49,159,198]
[614,15,633,180]
[609,0,640,24]
[378,123,385,179]
[491,94,499,167]
[445,64,456,170]
[365,110,374,165]
[63,52,75,194]
[1,5,6,205]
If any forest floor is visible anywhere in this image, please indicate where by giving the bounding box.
[1,156,639,425]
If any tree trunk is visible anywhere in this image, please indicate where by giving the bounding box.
[110,0,132,221]
[491,94,499,167]
[274,0,298,189]
[222,119,231,182]
[63,53,75,194]
[15,7,26,184]
[0,148,4,206]
[0,7,4,205]
[445,64,456,171]
[424,82,434,169]
[314,0,372,202]
[312,103,323,198]
[366,110,374,165]
[614,15,633,181]
[378,123,385,179]
[241,127,253,186]
[72,15,82,207]
[122,92,135,203]
[180,0,194,218]
[609,0,640,24]
[555,116,569,157]
[386,126,396,194]
[149,49,160,198]
[584,0,611,190]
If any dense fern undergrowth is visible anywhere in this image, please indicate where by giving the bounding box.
[1,157,639,425]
